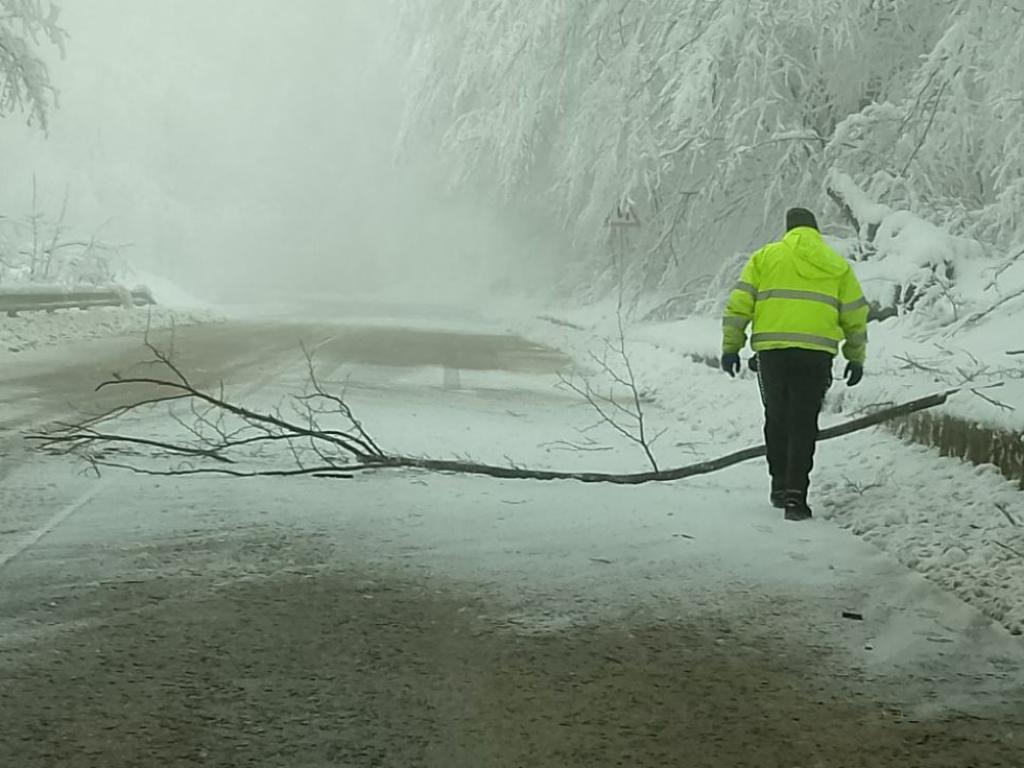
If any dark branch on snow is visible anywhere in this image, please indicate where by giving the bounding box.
[27,339,959,487]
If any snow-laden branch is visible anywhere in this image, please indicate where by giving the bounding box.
[398,0,1024,294]
[0,0,66,130]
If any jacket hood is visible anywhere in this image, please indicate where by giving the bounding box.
[782,227,846,279]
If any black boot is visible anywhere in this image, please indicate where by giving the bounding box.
[770,489,786,509]
[783,491,813,522]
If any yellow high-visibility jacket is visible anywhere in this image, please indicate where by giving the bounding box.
[722,227,868,363]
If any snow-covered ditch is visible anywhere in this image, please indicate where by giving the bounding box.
[513,305,1024,637]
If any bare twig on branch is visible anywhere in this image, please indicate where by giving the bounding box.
[983,246,1024,292]
[894,353,945,375]
[901,78,950,177]
[995,502,1019,527]
[539,434,614,453]
[896,350,1018,404]
[297,342,385,458]
[557,298,663,471]
[826,183,862,237]
[961,285,1024,328]
[843,466,894,496]
[970,383,1015,413]
[28,339,959,485]
[37,340,386,470]
[994,540,1024,561]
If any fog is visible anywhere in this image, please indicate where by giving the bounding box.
[0,2,527,305]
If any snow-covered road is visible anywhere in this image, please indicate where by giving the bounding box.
[1,308,1022,766]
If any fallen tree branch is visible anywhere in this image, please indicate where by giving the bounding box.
[400,387,950,485]
[31,363,958,484]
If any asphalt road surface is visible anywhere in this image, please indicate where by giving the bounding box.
[1,316,1022,767]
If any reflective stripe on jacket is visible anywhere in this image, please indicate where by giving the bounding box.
[721,227,868,363]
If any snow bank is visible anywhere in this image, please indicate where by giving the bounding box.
[122,269,210,310]
[826,170,891,237]
[683,183,1024,432]
[0,305,216,355]
[0,270,218,354]
[513,302,1024,637]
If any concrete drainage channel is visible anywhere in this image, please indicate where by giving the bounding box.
[892,411,1024,489]
[684,351,1024,488]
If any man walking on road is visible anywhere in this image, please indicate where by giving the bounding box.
[720,208,869,521]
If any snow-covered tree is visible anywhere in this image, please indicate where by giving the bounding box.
[828,0,1024,249]
[399,0,1024,308]
[0,0,66,130]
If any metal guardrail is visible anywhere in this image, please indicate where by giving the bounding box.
[0,286,156,317]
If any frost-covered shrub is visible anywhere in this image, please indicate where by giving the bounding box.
[0,184,127,287]
[856,212,982,330]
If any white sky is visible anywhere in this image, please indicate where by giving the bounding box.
[0,1,510,302]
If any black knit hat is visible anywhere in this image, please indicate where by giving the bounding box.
[785,207,818,232]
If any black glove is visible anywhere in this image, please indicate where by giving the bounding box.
[844,361,864,387]
[721,352,741,377]
[748,354,759,373]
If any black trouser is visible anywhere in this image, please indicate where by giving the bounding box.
[756,348,833,498]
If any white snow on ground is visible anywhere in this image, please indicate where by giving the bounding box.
[2,317,1022,723]
[611,310,1024,432]
[5,293,1023,643]
[125,268,212,310]
[674,188,1024,431]
[0,305,216,354]
[216,294,528,337]
[511,304,1024,637]
[0,269,217,355]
